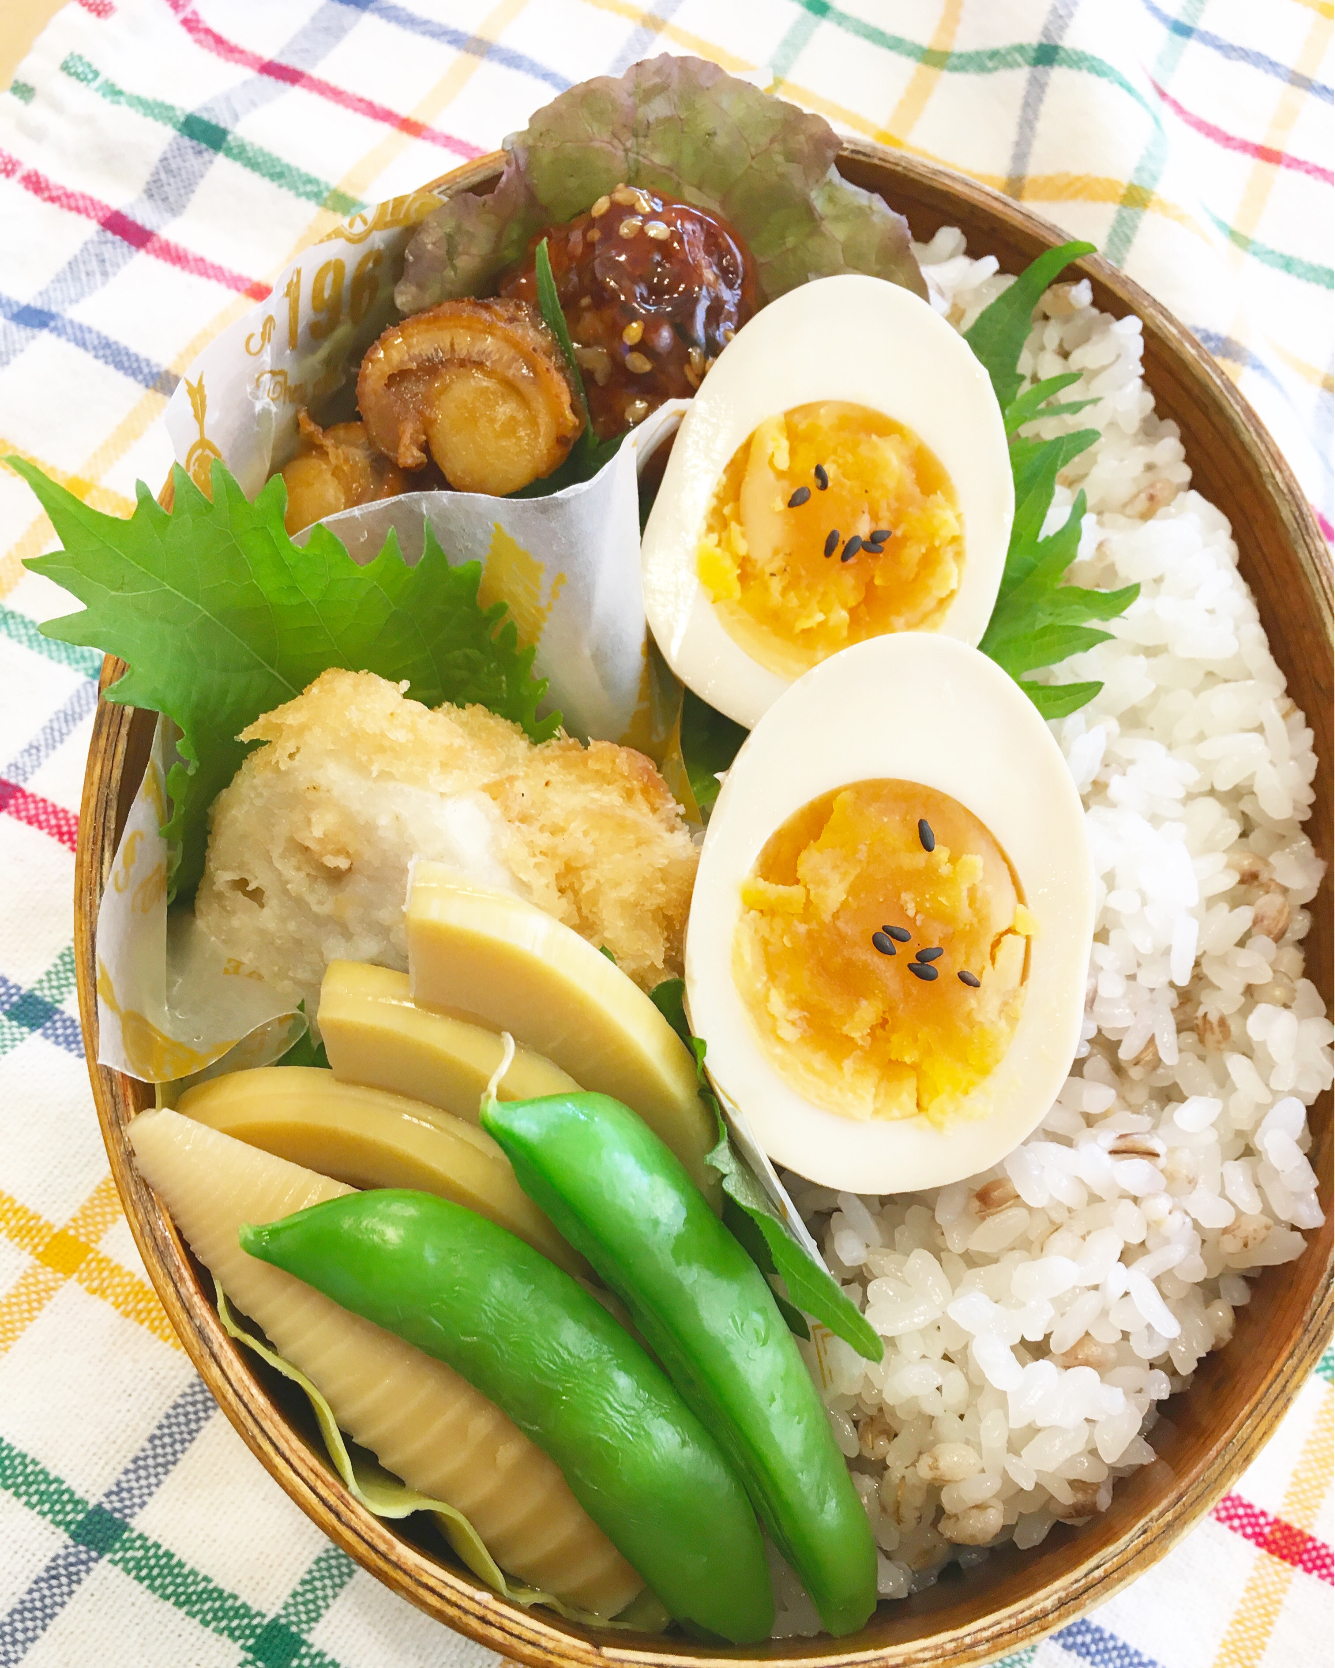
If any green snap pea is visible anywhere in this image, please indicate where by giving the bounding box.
[240,1189,773,1644]
[480,1092,877,1638]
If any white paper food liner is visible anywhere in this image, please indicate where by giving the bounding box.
[95,720,297,1081]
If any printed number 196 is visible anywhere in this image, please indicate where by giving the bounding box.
[284,249,386,350]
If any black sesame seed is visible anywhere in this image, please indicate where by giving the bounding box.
[823,528,840,558]
[871,930,896,956]
[909,962,939,982]
[918,818,935,852]
[915,946,945,963]
[814,464,829,490]
[840,535,863,563]
[958,970,981,988]
[868,528,892,544]
[787,486,811,508]
[884,925,911,943]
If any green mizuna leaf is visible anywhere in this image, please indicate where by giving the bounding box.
[533,236,590,429]
[1019,679,1107,719]
[966,240,1139,717]
[14,457,556,901]
[1003,372,1097,435]
[650,979,883,1363]
[964,239,1096,410]
[506,237,625,498]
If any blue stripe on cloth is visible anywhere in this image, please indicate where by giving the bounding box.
[607,0,688,76]
[1136,0,1334,103]
[0,3,364,377]
[0,1379,214,1665]
[3,682,98,787]
[336,0,570,90]
[1004,0,1080,195]
[0,291,177,397]
[0,607,101,679]
[1054,1617,1166,1668]
[1193,327,1334,494]
[0,971,83,1058]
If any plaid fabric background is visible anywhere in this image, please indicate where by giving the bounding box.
[0,2,1330,1664]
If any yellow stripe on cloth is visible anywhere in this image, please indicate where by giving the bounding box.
[1212,1388,1333,1668]
[884,0,963,147]
[0,1175,180,1353]
[768,71,1210,238]
[0,438,133,517]
[1265,335,1335,392]
[575,0,755,71]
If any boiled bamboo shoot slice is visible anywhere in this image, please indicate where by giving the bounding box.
[406,864,719,1207]
[319,960,578,1123]
[128,1109,642,1617]
[177,1066,586,1279]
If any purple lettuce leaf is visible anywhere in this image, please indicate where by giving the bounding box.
[396,56,924,312]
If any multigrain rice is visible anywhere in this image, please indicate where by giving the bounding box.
[774,228,1332,1630]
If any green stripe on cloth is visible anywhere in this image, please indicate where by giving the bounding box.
[1203,206,1334,287]
[0,946,80,1059]
[790,1,1156,119]
[7,83,35,105]
[0,1430,353,1667]
[770,5,825,83]
[0,1438,89,1536]
[1105,0,1206,265]
[0,604,102,677]
[991,1648,1040,1668]
[272,1544,357,1638]
[1318,1346,1333,1385]
[59,54,364,218]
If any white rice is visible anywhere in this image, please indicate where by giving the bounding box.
[775,226,1332,1631]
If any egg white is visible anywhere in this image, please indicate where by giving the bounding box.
[641,274,1014,729]
[684,635,1094,1194]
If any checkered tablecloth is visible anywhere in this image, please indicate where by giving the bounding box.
[0,3,1330,1665]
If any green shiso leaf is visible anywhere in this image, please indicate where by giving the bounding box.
[13,457,556,901]
[650,978,883,1363]
[679,687,747,817]
[967,240,1139,717]
[396,54,924,314]
[274,1005,329,1069]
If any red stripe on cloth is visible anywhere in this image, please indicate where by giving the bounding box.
[0,150,270,301]
[1213,1493,1335,1584]
[1316,508,1333,543]
[76,0,115,15]
[162,0,483,160]
[0,780,78,851]
[1151,78,1334,185]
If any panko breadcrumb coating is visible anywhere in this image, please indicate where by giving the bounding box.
[195,669,698,1019]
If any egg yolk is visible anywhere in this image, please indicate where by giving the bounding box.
[695,401,963,678]
[732,780,1031,1126]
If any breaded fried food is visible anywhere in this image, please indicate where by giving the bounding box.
[195,669,698,1020]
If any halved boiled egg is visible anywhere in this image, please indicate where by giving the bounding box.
[641,275,1013,729]
[684,634,1093,1194]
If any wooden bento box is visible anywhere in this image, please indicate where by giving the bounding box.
[74,142,1332,1668]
